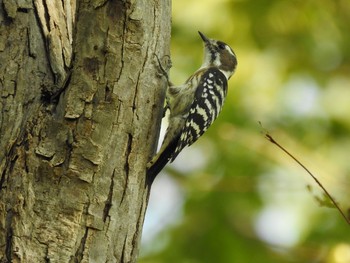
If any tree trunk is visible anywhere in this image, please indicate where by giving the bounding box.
[0,0,170,262]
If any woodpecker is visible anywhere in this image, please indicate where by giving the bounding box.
[147,31,237,182]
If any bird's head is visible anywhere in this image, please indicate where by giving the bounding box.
[199,31,237,80]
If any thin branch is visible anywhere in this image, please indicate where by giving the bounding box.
[261,124,349,225]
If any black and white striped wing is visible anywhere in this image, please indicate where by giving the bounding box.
[171,68,228,161]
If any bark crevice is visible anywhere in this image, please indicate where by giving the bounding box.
[103,169,115,222]
[73,227,89,263]
[5,210,13,262]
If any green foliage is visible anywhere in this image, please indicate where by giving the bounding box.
[141,0,350,262]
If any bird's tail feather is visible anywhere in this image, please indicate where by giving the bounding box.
[146,136,180,185]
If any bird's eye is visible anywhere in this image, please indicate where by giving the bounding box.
[218,42,226,50]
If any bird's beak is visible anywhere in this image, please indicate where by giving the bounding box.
[198,31,210,44]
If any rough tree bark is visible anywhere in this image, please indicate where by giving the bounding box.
[0,0,170,262]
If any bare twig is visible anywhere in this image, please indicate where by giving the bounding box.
[261,123,349,225]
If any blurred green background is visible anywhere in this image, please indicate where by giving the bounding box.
[140,0,350,262]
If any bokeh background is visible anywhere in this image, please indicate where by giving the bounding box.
[140,0,350,262]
